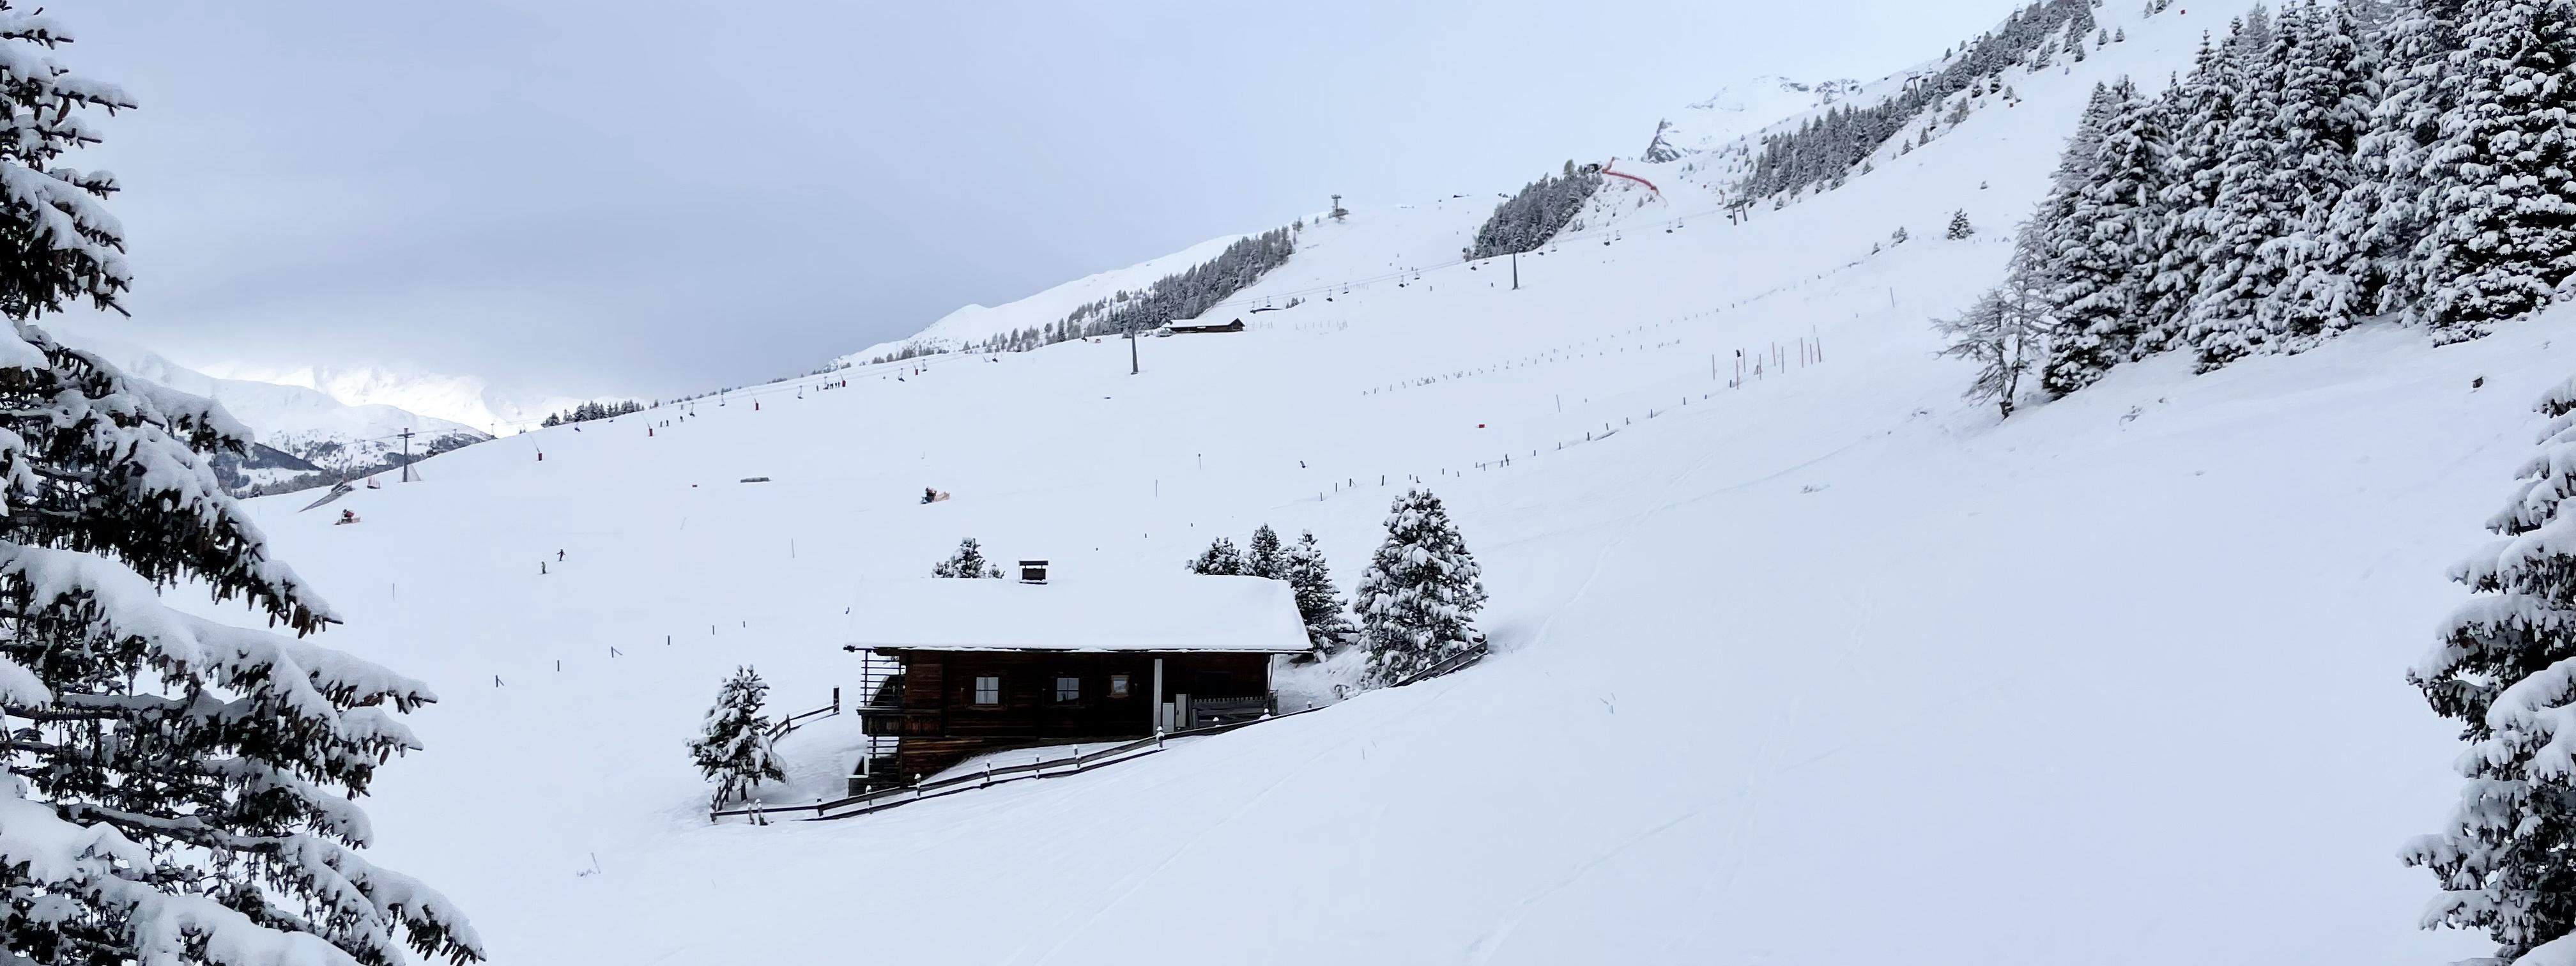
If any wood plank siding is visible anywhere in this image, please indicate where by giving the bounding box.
[867,649,1274,780]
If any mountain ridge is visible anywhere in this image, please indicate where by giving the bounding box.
[45,325,491,487]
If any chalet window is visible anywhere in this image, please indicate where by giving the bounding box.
[1054,676,1080,702]
[972,676,999,706]
[1109,674,1131,698]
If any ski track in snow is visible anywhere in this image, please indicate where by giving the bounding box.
[1015,726,1371,966]
[1462,800,1717,965]
[1466,392,1887,963]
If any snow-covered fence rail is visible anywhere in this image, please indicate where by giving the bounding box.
[767,689,840,740]
[710,734,1163,824]
[707,706,1326,824]
[1391,640,1490,689]
[1303,260,1863,509]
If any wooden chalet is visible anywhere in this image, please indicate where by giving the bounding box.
[845,565,1309,792]
[1162,318,1246,335]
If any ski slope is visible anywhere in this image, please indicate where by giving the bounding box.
[1660,74,1867,152]
[184,3,2536,963]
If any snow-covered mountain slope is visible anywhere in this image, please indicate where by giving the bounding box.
[195,359,581,434]
[47,325,490,477]
[860,72,1885,367]
[1643,74,1865,158]
[839,231,1272,365]
[188,3,2516,963]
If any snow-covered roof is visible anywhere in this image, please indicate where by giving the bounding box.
[847,576,1310,653]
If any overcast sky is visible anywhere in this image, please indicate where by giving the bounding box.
[61,0,2018,401]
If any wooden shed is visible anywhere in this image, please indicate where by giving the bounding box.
[1164,318,1246,334]
[844,573,1310,791]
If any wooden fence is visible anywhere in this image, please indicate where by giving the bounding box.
[1390,640,1491,689]
[709,705,1323,824]
[767,688,841,740]
[710,643,1493,825]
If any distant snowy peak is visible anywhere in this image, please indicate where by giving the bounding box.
[1683,75,1864,114]
[1652,75,1867,157]
[41,326,490,477]
[195,362,583,434]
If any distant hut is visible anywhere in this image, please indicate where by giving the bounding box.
[1164,318,1246,335]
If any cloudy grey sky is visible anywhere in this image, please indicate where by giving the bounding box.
[63,0,2017,401]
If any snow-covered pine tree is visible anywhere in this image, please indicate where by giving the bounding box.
[1469,170,1602,259]
[687,666,787,806]
[2338,0,2467,323]
[1188,537,1245,576]
[1282,531,1354,652]
[1736,0,2097,203]
[1245,525,1284,580]
[2234,3,2279,56]
[2254,0,2379,351]
[2185,10,2296,370]
[1355,491,1487,688]
[932,537,1006,578]
[2025,81,2117,388]
[1,362,488,963]
[2033,83,2121,249]
[2406,375,2576,963]
[0,10,486,965]
[1035,226,1297,348]
[2418,0,2576,342]
[1946,210,1976,239]
[540,399,645,427]
[2146,35,2244,349]
[2042,77,2172,395]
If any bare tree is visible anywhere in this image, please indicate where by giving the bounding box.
[1935,264,2048,418]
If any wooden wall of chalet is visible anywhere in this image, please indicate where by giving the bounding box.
[869,648,1275,782]
[874,649,1271,741]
